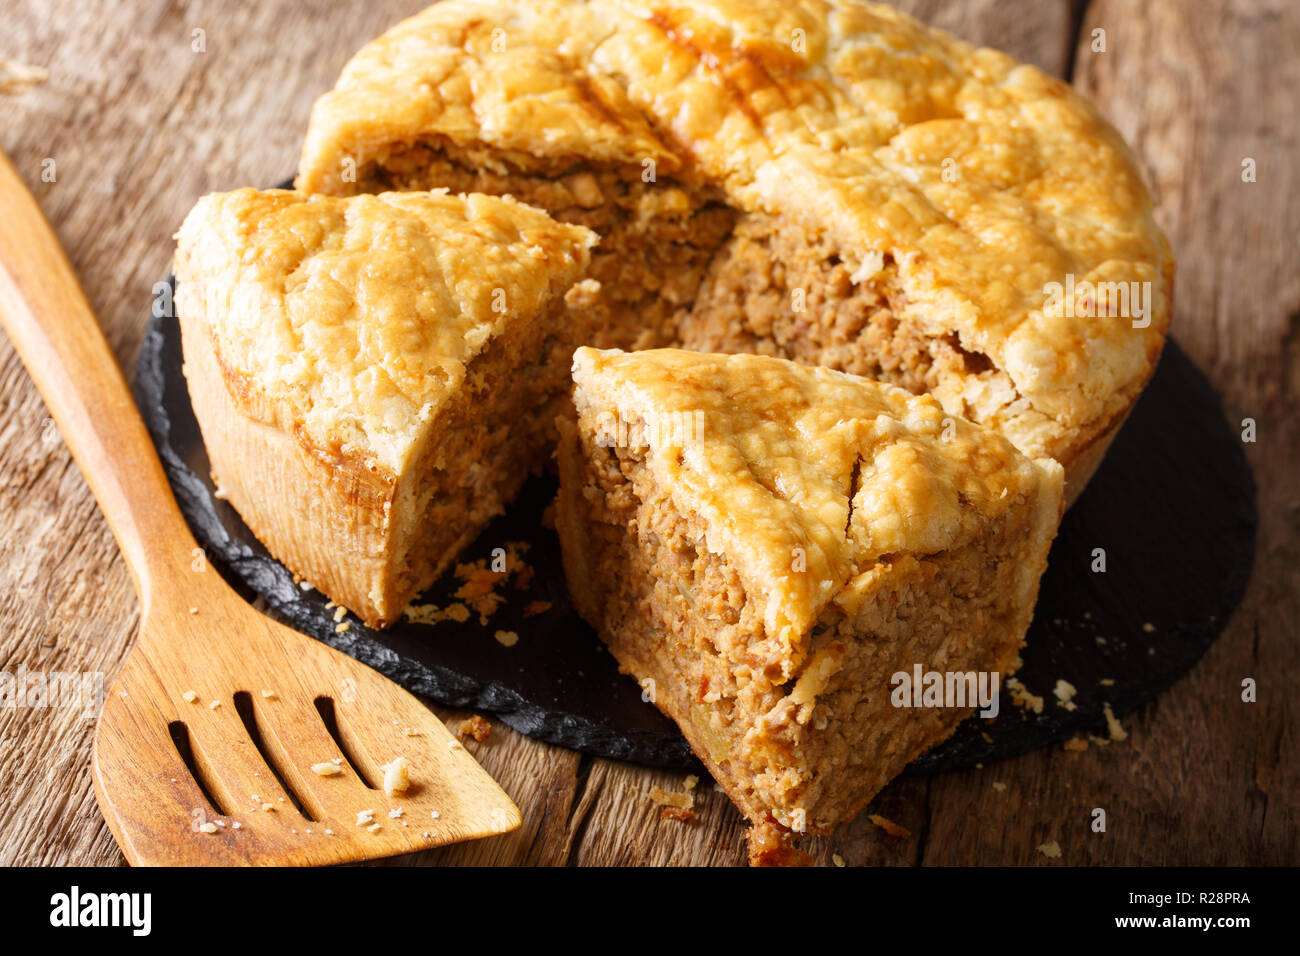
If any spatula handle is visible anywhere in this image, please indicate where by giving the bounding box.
[0,148,196,607]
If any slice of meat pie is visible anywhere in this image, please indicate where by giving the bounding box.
[556,347,1064,855]
[175,187,597,627]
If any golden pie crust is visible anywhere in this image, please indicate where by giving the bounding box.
[174,187,596,625]
[296,0,1174,503]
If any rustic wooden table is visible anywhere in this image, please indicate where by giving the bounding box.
[0,0,1294,867]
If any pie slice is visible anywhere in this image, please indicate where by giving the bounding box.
[556,347,1064,858]
[174,187,597,627]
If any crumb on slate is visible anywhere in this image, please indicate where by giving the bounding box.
[1103,702,1128,742]
[1005,677,1044,714]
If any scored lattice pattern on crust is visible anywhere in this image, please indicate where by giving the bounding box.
[296,0,1173,484]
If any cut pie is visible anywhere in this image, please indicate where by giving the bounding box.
[174,187,597,627]
[296,0,1173,503]
[556,347,1064,851]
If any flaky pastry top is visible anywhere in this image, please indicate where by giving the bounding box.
[571,347,1064,664]
[298,0,1173,465]
[175,188,595,476]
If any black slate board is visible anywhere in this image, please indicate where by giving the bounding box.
[136,284,1257,773]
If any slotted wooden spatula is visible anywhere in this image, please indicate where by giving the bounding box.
[0,150,521,865]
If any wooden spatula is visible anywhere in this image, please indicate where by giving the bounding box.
[0,150,521,865]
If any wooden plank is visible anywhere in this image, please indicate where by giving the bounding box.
[7,0,1292,868]
[897,0,1078,77]
[1070,0,1299,864]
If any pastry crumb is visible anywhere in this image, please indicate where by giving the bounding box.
[1103,702,1128,741]
[182,690,198,703]
[867,814,911,838]
[405,600,477,626]
[402,602,441,625]
[660,806,695,822]
[311,762,343,776]
[1063,735,1088,752]
[647,786,692,810]
[648,775,699,812]
[450,542,533,623]
[454,569,504,622]
[1005,677,1044,714]
[1037,840,1062,859]
[459,714,491,742]
[1053,678,1078,711]
[381,756,410,795]
[494,629,519,647]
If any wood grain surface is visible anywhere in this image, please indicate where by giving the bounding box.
[0,0,1294,867]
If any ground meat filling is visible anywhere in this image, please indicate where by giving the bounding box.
[680,212,1004,406]
[361,145,1013,422]
[363,142,737,351]
[390,288,595,620]
[574,428,844,824]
